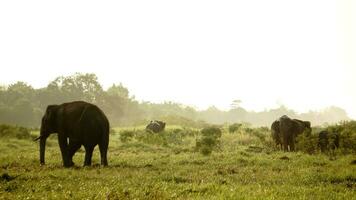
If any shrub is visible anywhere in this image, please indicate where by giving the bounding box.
[0,124,32,139]
[323,121,356,154]
[196,127,222,155]
[229,123,242,133]
[295,121,356,154]
[134,128,196,147]
[250,128,267,142]
[296,133,319,154]
[201,127,222,139]
[119,130,135,143]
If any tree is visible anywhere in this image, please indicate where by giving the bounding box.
[107,83,129,99]
[230,99,242,109]
[49,73,103,103]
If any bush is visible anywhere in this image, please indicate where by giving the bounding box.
[0,124,32,139]
[133,127,197,147]
[196,127,222,155]
[201,127,222,139]
[296,133,319,154]
[324,121,356,154]
[229,123,242,133]
[295,121,356,154]
[251,127,268,142]
[119,130,135,143]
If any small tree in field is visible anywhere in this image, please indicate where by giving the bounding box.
[229,123,242,133]
[196,127,222,155]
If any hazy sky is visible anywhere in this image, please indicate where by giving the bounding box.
[0,0,355,118]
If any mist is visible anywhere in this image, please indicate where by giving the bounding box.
[0,0,355,118]
[0,73,351,127]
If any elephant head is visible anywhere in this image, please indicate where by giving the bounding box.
[271,120,282,148]
[293,119,311,136]
[34,105,59,165]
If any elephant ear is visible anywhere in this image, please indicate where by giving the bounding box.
[45,105,59,127]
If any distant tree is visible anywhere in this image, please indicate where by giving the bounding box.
[0,82,39,126]
[230,99,242,109]
[107,83,129,99]
[0,73,351,127]
[49,73,103,103]
[199,106,226,124]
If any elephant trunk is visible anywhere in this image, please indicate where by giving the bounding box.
[39,129,49,165]
[40,137,46,165]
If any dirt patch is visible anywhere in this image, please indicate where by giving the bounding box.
[1,173,18,182]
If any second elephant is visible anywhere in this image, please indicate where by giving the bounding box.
[146,120,166,133]
[277,115,311,151]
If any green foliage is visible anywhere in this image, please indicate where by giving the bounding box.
[228,123,242,133]
[0,124,32,139]
[295,121,356,154]
[328,121,356,154]
[159,115,208,128]
[296,133,319,154]
[196,127,222,155]
[117,127,198,147]
[119,130,135,143]
[0,73,352,128]
[201,127,222,139]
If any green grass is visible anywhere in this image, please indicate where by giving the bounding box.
[0,127,355,199]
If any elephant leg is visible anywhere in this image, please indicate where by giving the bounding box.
[289,137,295,151]
[283,138,289,152]
[290,141,295,151]
[99,138,109,166]
[68,141,81,166]
[58,135,71,167]
[84,146,95,166]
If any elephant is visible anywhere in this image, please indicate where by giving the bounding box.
[271,120,282,149]
[146,120,166,133]
[34,101,110,167]
[318,130,340,153]
[277,115,311,151]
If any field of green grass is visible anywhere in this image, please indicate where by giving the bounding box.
[0,126,355,199]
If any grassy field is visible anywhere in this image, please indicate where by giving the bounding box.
[0,127,355,199]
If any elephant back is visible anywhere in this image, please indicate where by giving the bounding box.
[146,120,166,133]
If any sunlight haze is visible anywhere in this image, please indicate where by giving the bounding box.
[0,0,355,118]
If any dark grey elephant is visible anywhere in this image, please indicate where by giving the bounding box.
[35,101,110,167]
[146,120,166,133]
[277,115,311,151]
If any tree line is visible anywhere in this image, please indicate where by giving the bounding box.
[0,73,350,127]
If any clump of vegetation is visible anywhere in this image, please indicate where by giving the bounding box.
[296,133,319,154]
[328,121,356,154]
[228,123,242,133]
[119,130,135,143]
[118,127,198,147]
[196,127,222,155]
[0,124,32,139]
[295,121,356,154]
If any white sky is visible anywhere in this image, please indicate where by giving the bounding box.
[0,0,355,118]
